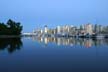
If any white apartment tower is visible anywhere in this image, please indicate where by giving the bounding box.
[85,24,93,35]
[44,25,48,34]
[57,26,61,34]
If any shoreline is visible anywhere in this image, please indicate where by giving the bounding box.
[22,34,108,39]
[0,34,108,39]
[0,35,22,38]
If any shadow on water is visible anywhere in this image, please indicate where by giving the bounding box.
[0,37,23,54]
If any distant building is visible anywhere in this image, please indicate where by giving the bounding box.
[84,23,93,35]
[57,26,61,34]
[40,29,43,34]
[79,25,85,34]
[44,25,48,34]
[62,25,70,35]
[93,24,103,34]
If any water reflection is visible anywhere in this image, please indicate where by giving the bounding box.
[32,37,108,48]
[0,37,23,53]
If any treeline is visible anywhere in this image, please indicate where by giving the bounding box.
[0,19,23,35]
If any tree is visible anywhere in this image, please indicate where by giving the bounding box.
[0,23,8,35]
[0,19,23,35]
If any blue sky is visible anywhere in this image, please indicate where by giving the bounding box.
[0,0,108,32]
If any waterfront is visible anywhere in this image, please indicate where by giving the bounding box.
[0,37,108,72]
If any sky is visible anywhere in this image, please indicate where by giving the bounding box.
[0,0,108,32]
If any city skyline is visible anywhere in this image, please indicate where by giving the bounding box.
[34,23,107,35]
[0,0,108,32]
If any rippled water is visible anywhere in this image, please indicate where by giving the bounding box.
[0,37,108,72]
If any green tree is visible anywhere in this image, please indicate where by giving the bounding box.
[0,19,23,35]
[0,23,8,35]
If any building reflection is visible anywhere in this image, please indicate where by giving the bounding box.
[84,39,92,48]
[32,37,108,48]
[0,37,23,53]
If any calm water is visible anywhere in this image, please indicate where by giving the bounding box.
[0,37,108,72]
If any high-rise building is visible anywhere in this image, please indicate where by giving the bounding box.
[93,24,103,34]
[44,25,48,34]
[57,26,61,34]
[84,23,93,35]
[62,25,70,35]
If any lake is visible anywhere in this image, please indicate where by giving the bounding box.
[0,37,108,72]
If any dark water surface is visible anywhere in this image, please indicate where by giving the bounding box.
[0,37,108,72]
